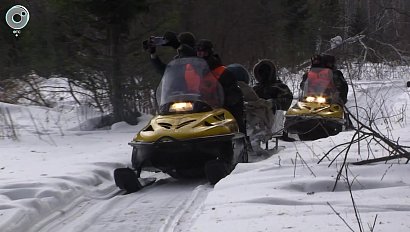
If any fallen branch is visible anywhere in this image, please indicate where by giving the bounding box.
[351,153,409,165]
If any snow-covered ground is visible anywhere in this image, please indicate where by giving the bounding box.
[0,79,409,232]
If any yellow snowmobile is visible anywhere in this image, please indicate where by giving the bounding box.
[114,58,248,192]
[285,67,345,140]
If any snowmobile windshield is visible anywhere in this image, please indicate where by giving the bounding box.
[156,57,224,114]
[302,67,340,103]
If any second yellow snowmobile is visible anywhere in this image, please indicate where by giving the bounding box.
[285,67,346,140]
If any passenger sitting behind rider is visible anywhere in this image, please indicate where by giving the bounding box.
[196,39,245,134]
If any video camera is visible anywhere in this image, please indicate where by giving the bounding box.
[142,36,168,50]
[151,36,168,46]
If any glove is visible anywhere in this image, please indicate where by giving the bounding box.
[142,39,156,54]
[163,31,180,49]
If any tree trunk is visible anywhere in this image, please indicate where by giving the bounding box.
[108,23,125,122]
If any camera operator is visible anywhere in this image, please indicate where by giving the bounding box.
[143,31,197,75]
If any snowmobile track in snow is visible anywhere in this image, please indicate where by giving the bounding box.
[159,184,212,232]
[29,184,127,232]
[30,174,211,232]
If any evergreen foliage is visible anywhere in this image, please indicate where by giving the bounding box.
[0,0,409,121]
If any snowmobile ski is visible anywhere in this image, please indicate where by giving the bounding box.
[114,167,156,193]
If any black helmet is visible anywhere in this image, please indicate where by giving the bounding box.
[253,59,276,83]
[163,31,180,49]
[196,39,214,54]
[226,64,250,84]
[177,32,196,48]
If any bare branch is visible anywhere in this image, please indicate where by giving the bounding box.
[326,202,355,232]
[346,166,364,232]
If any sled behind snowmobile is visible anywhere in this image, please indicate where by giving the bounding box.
[114,58,248,193]
[285,67,345,140]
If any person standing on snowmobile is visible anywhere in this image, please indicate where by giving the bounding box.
[143,31,197,75]
[253,59,294,141]
[196,39,246,134]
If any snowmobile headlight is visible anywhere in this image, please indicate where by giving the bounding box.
[169,102,193,112]
[316,96,327,104]
[306,96,315,102]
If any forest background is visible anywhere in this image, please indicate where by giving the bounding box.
[1,0,409,124]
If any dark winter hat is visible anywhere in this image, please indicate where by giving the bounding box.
[227,64,250,84]
[311,54,323,67]
[163,31,180,49]
[196,39,214,54]
[178,32,196,48]
[253,59,276,83]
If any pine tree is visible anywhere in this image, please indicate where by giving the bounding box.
[279,0,312,67]
[46,0,149,124]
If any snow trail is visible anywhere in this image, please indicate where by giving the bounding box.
[31,174,210,232]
